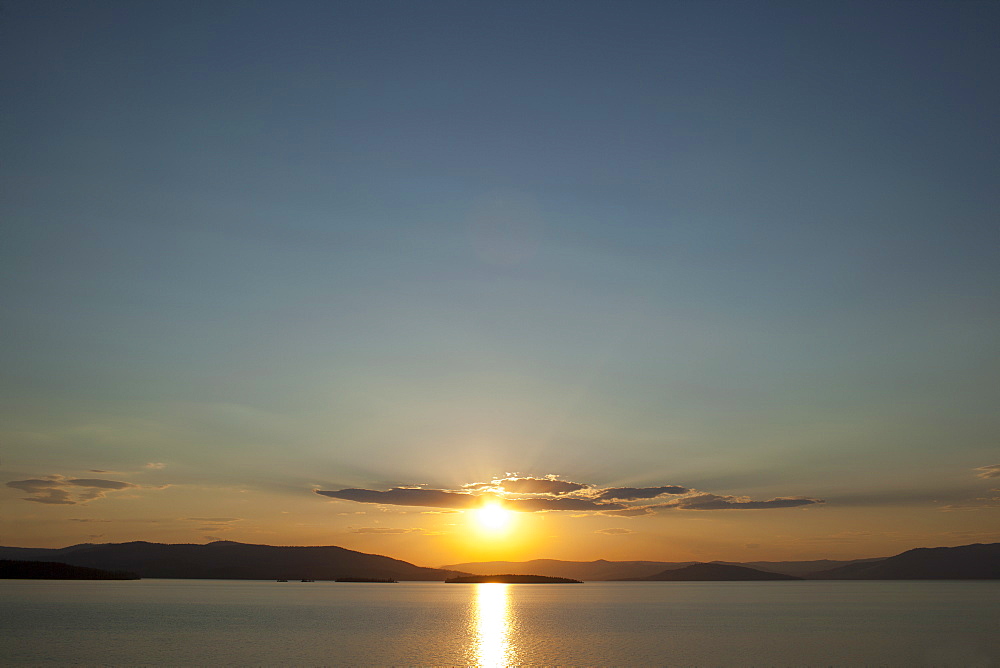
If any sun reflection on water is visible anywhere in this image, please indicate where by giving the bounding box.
[473,583,514,667]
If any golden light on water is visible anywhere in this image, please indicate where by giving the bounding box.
[473,583,515,667]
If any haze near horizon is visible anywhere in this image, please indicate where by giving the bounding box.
[2,0,998,566]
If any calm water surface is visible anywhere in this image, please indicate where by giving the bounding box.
[1,579,998,666]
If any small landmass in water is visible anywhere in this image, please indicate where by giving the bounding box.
[445,573,582,583]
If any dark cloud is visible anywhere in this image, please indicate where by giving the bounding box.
[316,487,483,509]
[8,476,140,504]
[596,527,633,535]
[665,494,824,510]
[595,486,688,501]
[503,497,623,512]
[975,464,1000,479]
[67,479,135,490]
[7,479,62,490]
[315,477,823,515]
[185,517,241,523]
[498,477,587,495]
[7,479,74,505]
[316,487,621,512]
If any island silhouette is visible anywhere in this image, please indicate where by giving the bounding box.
[445,573,582,583]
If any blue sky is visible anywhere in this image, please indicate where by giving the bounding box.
[2,0,997,562]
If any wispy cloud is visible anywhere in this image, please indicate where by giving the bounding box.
[183,517,243,532]
[974,464,1000,479]
[600,506,655,517]
[663,493,824,511]
[68,479,134,490]
[7,479,74,505]
[350,527,422,534]
[316,487,483,509]
[595,527,633,535]
[6,474,162,505]
[939,492,1000,511]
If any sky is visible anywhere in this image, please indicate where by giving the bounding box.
[2,0,998,567]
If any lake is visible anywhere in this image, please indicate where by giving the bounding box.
[1,579,998,666]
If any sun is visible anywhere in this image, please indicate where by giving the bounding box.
[474,502,514,532]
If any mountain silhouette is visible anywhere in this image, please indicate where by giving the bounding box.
[0,541,465,581]
[709,558,885,577]
[809,542,1000,579]
[3,540,995,581]
[621,562,802,581]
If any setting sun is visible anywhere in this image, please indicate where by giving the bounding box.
[474,503,514,532]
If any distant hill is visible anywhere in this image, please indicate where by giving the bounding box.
[445,574,582,584]
[442,557,876,580]
[0,560,139,580]
[711,558,885,578]
[809,543,1000,579]
[622,562,802,581]
[0,541,465,581]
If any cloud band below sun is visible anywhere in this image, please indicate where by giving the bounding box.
[314,475,824,515]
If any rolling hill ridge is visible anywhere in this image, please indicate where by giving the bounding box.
[0,541,465,581]
[618,563,802,581]
[808,543,1000,579]
[2,541,996,581]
